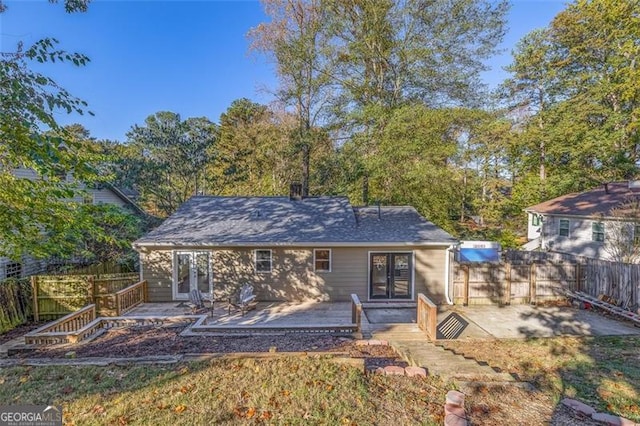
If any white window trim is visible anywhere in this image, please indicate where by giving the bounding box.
[559,219,570,237]
[592,222,605,242]
[254,249,272,273]
[313,249,332,272]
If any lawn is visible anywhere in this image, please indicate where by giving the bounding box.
[440,335,640,422]
[1,336,637,424]
[0,356,448,425]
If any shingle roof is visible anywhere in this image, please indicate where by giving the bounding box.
[525,181,640,217]
[134,196,456,246]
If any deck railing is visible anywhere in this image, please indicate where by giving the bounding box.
[24,304,101,345]
[115,280,147,315]
[417,293,437,341]
[350,294,362,332]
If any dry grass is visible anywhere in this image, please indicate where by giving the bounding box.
[440,335,640,422]
[0,357,447,425]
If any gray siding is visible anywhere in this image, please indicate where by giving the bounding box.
[139,250,173,302]
[91,187,127,207]
[140,246,449,303]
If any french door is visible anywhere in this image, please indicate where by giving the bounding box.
[370,252,412,299]
[174,251,212,299]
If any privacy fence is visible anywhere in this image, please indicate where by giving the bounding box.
[31,273,145,321]
[453,250,640,310]
[0,278,32,333]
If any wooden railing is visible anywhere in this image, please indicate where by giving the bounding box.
[25,304,100,345]
[417,293,437,341]
[115,280,147,315]
[350,294,362,332]
[32,272,140,320]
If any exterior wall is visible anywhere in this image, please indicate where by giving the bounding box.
[139,250,173,302]
[541,215,611,260]
[139,245,450,303]
[0,256,46,280]
[91,187,127,207]
[527,212,542,240]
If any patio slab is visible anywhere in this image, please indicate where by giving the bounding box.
[126,301,356,327]
[451,305,640,339]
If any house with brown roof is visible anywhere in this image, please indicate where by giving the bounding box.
[525,181,640,261]
[133,186,457,304]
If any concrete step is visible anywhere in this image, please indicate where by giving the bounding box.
[374,329,518,383]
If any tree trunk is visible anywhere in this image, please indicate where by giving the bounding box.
[362,174,369,205]
[301,142,310,197]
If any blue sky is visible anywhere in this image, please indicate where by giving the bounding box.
[1,0,567,142]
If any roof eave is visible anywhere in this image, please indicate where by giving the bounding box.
[132,240,458,250]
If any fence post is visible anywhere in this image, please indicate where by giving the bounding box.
[504,263,512,305]
[31,276,39,322]
[143,280,148,302]
[575,263,582,292]
[530,263,537,304]
[463,265,470,306]
[89,275,96,304]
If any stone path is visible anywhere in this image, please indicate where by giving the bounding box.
[371,324,517,384]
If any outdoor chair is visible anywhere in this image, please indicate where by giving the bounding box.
[228,284,257,316]
[186,289,214,315]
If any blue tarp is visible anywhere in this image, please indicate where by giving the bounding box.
[458,248,500,262]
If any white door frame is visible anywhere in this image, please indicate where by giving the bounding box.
[172,251,212,300]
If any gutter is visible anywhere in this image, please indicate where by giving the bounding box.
[444,244,455,305]
[132,240,458,250]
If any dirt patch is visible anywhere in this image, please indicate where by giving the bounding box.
[0,322,45,345]
[18,323,403,369]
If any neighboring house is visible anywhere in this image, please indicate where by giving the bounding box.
[0,168,145,280]
[525,181,640,261]
[133,188,457,304]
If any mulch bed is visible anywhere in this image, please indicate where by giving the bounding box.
[15,323,403,369]
[0,322,46,345]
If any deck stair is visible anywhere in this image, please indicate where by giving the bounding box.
[371,323,515,382]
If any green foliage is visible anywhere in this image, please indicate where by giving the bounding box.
[0,34,100,259]
[125,112,218,216]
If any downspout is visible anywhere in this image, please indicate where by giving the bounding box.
[444,244,455,305]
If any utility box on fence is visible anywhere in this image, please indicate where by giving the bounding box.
[456,241,501,263]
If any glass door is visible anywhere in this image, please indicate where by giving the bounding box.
[369,252,412,300]
[174,252,211,299]
[390,253,411,298]
[370,254,389,298]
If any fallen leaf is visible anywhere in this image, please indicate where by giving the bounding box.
[118,416,128,425]
[174,405,187,413]
[260,411,272,420]
[92,405,105,414]
[246,407,256,418]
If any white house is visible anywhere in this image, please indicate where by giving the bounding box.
[525,181,640,261]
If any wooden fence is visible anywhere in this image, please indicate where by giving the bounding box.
[32,273,142,320]
[452,262,576,305]
[0,278,32,333]
[458,250,640,310]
